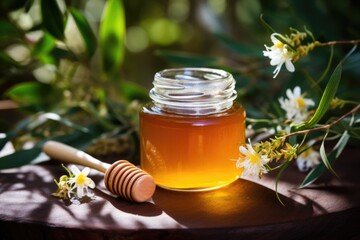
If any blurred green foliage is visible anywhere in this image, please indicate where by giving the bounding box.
[0,0,359,170]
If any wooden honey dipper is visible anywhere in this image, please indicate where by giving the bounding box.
[43,140,156,202]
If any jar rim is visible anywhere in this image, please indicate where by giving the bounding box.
[150,68,237,115]
[155,68,231,85]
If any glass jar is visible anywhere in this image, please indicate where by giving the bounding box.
[140,68,246,191]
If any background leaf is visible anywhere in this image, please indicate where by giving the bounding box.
[0,20,19,38]
[99,0,125,76]
[0,128,102,170]
[33,32,56,63]
[40,0,64,40]
[120,81,149,102]
[69,7,97,59]
[300,130,349,188]
[319,131,338,177]
[0,115,34,151]
[6,82,59,107]
[296,63,342,130]
[0,147,42,169]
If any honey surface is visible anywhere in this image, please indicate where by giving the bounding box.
[140,102,245,190]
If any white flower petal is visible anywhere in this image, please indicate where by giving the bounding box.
[77,186,84,198]
[70,165,80,175]
[287,89,295,100]
[296,157,309,172]
[87,178,95,188]
[82,167,90,176]
[270,33,281,44]
[273,65,282,78]
[305,99,315,106]
[239,146,248,155]
[293,86,301,96]
[270,57,281,66]
[285,60,295,72]
[280,86,315,123]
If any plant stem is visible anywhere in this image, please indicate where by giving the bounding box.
[315,40,360,47]
[284,104,360,138]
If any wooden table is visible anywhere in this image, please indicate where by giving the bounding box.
[0,147,359,240]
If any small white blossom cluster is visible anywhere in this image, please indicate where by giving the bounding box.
[296,140,321,172]
[279,86,315,124]
[236,140,270,178]
[263,29,316,78]
[53,165,95,201]
[236,86,320,178]
[263,33,295,78]
[237,138,321,178]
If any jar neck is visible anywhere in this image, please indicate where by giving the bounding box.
[149,68,237,115]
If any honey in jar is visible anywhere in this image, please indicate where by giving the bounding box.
[140,68,245,191]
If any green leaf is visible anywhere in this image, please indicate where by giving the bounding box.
[0,133,12,151]
[214,33,262,57]
[40,0,64,40]
[69,7,97,59]
[319,131,338,177]
[0,115,37,151]
[33,32,56,62]
[332,131,351,159]
[156,50,217,66]
[99,0,125,76]
[348,128,360,139]
[50,47,78,62]
[0,126,103,170]
[6,82,58,106]
[26,112,91,133]
[330,117,360,139]
[0,147,42,169]
[300,130,349,188]
[0,20,18,38]
[0,109,96,152]
[50,128,101,151]
[296,63,342,130]
[0,114,32,151]
[120,81,149,102]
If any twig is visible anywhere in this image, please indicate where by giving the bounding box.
[315,40,360,47]
[284,104,360,138]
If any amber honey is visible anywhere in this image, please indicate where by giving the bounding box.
[140,68,245,191]
[140,102,245,190]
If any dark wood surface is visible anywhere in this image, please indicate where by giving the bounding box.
[0,146,360,240]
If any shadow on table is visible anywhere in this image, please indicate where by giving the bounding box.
[93,188,163,217]
[152,179,313,228]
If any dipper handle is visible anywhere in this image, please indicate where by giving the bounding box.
[43,140,110,173]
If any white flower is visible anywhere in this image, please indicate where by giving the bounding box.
[236,140,270,178]
[263,33,295,78]
[296,146,321,172]
[68,165,95,198]
[279,86,315,124]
